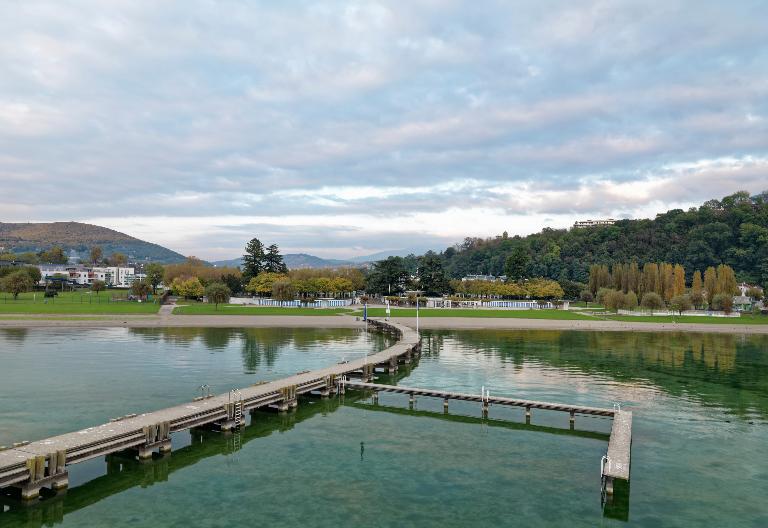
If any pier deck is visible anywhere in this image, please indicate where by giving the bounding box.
[343,380,632,494]
[0,319,418,498]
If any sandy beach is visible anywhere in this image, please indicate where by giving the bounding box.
[1,313,767,334]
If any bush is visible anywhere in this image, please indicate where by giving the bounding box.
[604,290,625,312]
[711,293,733,314]
[624,291,638,311]
[640,292,664,314]
[596,287,613,305]
[670,294,693,315]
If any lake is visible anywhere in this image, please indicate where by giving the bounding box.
[0,327,766,527]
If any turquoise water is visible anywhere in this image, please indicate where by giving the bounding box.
[1,328,767,527]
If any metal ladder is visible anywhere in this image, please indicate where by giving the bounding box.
[230,389,244,428]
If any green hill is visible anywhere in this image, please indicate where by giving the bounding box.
[0,222,186,263]
[439,191,768,285]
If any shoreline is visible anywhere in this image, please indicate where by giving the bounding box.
[0,313,767,334]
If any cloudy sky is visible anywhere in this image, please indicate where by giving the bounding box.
[1,1,766,259]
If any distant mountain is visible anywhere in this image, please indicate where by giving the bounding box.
[347,247,437,263]
[0,222,186,263]
[211,253,355,270]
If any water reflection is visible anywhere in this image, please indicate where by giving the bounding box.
[128,327,392,375]
[423,330,768,420]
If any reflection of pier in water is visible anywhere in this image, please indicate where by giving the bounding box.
[0,392,370,527]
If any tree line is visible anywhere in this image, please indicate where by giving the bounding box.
[585,262,761,314]
[431,191,768,292]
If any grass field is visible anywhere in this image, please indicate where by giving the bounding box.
[0,291,160,314]
[355,308,594,320]
[172,305,354,316]
[600,314,768,325]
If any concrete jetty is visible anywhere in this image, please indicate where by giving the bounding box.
[0,318,419,500]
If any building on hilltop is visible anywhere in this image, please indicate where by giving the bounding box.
[573,219,617,228]
[461,274,507,282]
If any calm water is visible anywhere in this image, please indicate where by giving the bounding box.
[1,328,766,527]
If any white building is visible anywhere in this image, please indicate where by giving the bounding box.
[573,219,617,228]
[36,265,136,288]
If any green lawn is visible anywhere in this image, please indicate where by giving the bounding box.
[355,308,594,320]
[601,314,768,325]
[172,305,354,316]
[0,291,160,314]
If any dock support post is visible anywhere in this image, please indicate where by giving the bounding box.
[443,398,449,413]
[409,394,415,409]
[482,401,489,418]
[569,411,575,429]
[525,406,531,424]
[372,391,379,404]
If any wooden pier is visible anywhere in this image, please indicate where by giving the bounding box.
[0,318,419,500]
[342,380,632,494]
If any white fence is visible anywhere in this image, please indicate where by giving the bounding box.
[616,309,740,318]
[424,298,569,310]
[228,297,352,308]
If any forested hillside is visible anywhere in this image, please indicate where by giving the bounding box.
[0,222,186,263]
[440,191,768,286]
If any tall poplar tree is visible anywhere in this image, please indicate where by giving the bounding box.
[703,266,717,306]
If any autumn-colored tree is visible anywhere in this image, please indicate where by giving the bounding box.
[171,277,204,299]
[1,270,33,300]
[691,270,703,305]
[272,280,295,302]
[246,272,288,296]
[703,266,717,307]
[131,280,152,300]
[715,264,737,296]
[670,294,693,315]
[90,246,103,265]
[91,279,106,296]
[625,290,638,311]
[673,264,686,297]
[661,263,675,302]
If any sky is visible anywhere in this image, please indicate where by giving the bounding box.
[1,1,766,260]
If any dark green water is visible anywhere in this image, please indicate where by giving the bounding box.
[1,328,766,527]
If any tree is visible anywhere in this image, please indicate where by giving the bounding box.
[418,251,450,296]
[670,294,693,315]
[366,257,410,295]
[272,280,295,302]
[131,280,151,300]
[171,277,205,299]
[604,290,625,312]
[39,246,67,264]
[1,270,33,300]
[625,291,638,311]
[144,263,165,294]
[746,287,764,300]
[504,246,530,280]
[640,292,664,314]
[264,244,288,273]
[242,238,265,281]
[90,246,103,265]
[205,282,231,310]
[92,279,106,296]
[110,253,128,267]
[715,264,737,296]
[673,264,686,297]
[691,270,704,309]
[703,266,717,307]
[580,290,594,306]
[246,272,288,296]
[711,293,734,314]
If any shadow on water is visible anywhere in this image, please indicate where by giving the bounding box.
[423,330,768,421]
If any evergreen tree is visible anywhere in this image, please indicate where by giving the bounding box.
[264,244,288,273]
[242,238,265,281]
[418,251,450,296]
[504,246,530,280]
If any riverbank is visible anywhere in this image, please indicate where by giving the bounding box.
[2,313,768,334]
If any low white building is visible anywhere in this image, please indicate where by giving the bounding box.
[36,265,136,288]
[573,219,617,228]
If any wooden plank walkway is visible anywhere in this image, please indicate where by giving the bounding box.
[343,380,632,493]
[0,318,419,498]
